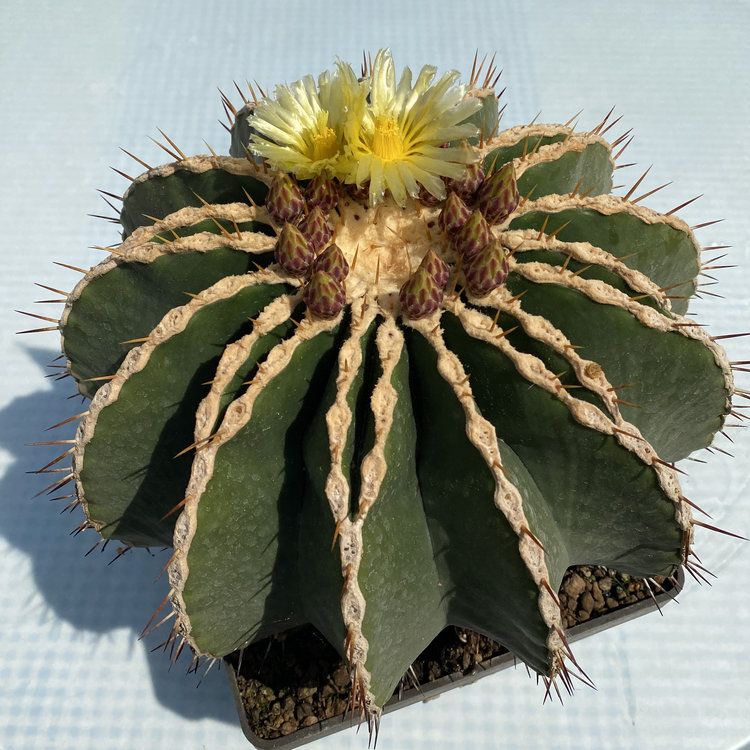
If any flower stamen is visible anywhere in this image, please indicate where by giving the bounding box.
[372,116,404,160]
[313,127,339,161]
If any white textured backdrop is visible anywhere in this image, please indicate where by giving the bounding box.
[2,2,748,748]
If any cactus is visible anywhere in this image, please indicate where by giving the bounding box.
[40,49,739,736]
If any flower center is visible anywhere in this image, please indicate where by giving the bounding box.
[312,127,338,161]
[372,116,404,160]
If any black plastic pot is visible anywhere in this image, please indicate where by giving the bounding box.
[226,569,683,749]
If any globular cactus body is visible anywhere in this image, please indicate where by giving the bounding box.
[49,50,735,731]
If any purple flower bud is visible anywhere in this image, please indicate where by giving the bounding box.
[266,171,306,224]
[418,249,449,290]
[446,161,485,202]
[298,206,333,252]
[304,271,346,319]
[438,191,472,235]
[399,266,444,320]
[452,209,491,260]
[463,238,509,297]
[305,173,338,212]
[274,222,314,278]
[477,163,520,225]
[312,244,349,285]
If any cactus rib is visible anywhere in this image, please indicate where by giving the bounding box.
[170,310,345,652]
[74,271,293,546]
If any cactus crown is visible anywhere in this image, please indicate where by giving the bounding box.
[41,49,738,739]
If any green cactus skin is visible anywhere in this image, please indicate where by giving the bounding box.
[45,52,737,737]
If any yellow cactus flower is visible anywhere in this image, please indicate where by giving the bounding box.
[248,50,482,205]
[340,49,482,205]
[248,69,349,179]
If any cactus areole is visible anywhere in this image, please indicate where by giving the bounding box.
[54,50,736,738]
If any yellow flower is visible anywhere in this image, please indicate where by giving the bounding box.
[248,69,349,179]
[247,50,483,206]
[340,49,482,206]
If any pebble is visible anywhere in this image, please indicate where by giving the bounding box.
[579,592,595,615]
[562,572,586,599]
[280,721,297,735]
[332,666,350,688]
[591,584,605,609]
[296,703,314,721]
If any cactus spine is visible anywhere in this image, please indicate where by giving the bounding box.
[42,49,737,736]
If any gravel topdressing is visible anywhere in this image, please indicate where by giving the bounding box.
[228,565,674,741]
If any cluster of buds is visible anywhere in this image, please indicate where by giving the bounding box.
[399,161,518,319]
[266,171,348,319]
[266,171,339,224]
[302,245,350,319]
[438,161,518,297]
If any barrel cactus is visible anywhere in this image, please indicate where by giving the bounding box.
[42,49,738,736]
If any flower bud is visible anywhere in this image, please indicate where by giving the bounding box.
[452,209,491,260]
[463,238,509,297]
[418,249,449,290]
[266,171,306,224]
[305,172,338,212]
[304,271,346,319]
[438,191,472,235]
[274,222,314,277]
[399,266,444,320]
[446,160,485,202]
[298,206,333,252]
[312,244,349,285]
[477,162,520,225]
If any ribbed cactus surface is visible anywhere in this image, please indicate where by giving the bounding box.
[51,50,735,732]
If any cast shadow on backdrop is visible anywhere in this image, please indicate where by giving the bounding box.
[1,346,238,726]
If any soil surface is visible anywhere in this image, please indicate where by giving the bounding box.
[228,566,673,740]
